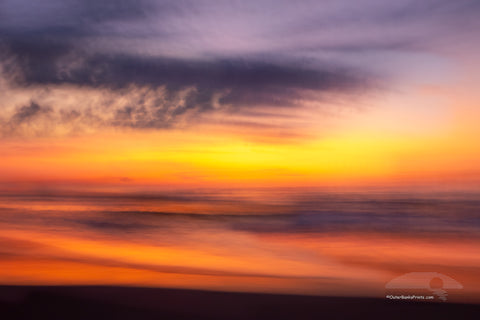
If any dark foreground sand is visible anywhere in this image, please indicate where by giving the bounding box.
[0,286,478,320]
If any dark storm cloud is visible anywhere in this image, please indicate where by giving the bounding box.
[0,0,370,101]
[5,42,366,104]
[0,33,370,133]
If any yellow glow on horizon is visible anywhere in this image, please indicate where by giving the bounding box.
[1,126,478,188]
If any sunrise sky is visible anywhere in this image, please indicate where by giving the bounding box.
[1,0,479,190]
[1,0,480,302]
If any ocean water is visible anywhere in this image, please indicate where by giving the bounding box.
[0,188,479,302]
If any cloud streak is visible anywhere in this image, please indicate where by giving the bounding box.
[0,44,371,136]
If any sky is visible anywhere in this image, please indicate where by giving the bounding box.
[0,0,480,301]
[1,0,480,189]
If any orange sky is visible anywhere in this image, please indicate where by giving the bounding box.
[1,83,479,190]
